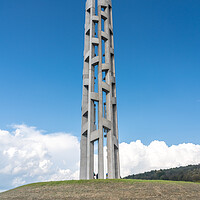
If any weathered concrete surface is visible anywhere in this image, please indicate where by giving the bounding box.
[80,0,120,180]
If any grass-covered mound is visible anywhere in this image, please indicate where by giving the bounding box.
[1,179,200,199]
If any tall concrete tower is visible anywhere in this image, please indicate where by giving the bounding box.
[80,0,120,180]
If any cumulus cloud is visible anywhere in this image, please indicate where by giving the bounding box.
[0,125,80,191]
[120,140,200,177]
[1,125,200,191]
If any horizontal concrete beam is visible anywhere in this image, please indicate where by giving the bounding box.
[83,74,89,79]
[82,105,88,116]
[99,0,112,7]
[92,37,99,45]
[82,122,88,135]
[85,25,90,35]
[102,81,110,93]
[91,92,99,101]
[83,78,89,86]
[92,15,99,22]
[84,51,90,62]
[86,0,95,11]
[102,63,110,71]
[101,31,108,41]
[91,56,99,66]
[101,11,107,20]
[90,130,99,142]
[102,118,111,130]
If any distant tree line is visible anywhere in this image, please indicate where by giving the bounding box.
[124,164,200,182]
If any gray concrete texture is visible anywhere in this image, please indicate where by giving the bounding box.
[80,0,120,180]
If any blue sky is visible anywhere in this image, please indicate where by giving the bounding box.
[0,0,200,146]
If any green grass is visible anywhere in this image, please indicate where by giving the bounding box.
[16,178,199,189]
[2,178,200,200]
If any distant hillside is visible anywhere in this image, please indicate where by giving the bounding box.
[125,164,200,182]
[1,179,200,200]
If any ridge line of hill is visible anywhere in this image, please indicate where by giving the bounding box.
[124,164,200,182]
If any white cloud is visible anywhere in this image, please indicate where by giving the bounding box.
[0,125,80,191]
[120,140,200,177]
[1,125,200,191]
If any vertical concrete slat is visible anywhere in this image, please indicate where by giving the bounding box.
[97,1,104,180]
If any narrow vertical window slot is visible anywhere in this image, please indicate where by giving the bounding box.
[112,83,116,97]
[114,145,118,178]
[110,31,113,48]
[111,54,114,75]
[82,73,89,122]
[102,40,105,63]
[94,101,99,130]
[113,104,116,136]
[109,6,112,25]
[95,0,98,15]
[95,22,98,38]
[92,58,95,93]
[101,18,105,32]
[95,45,98,57]
[94,140,99,178]
[94,65,98,93]
[103,91,107,119]
[94,44,98,93]
[102,71,106,82]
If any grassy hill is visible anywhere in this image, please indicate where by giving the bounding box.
[125,164,200,182]
[1,179,200,200]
